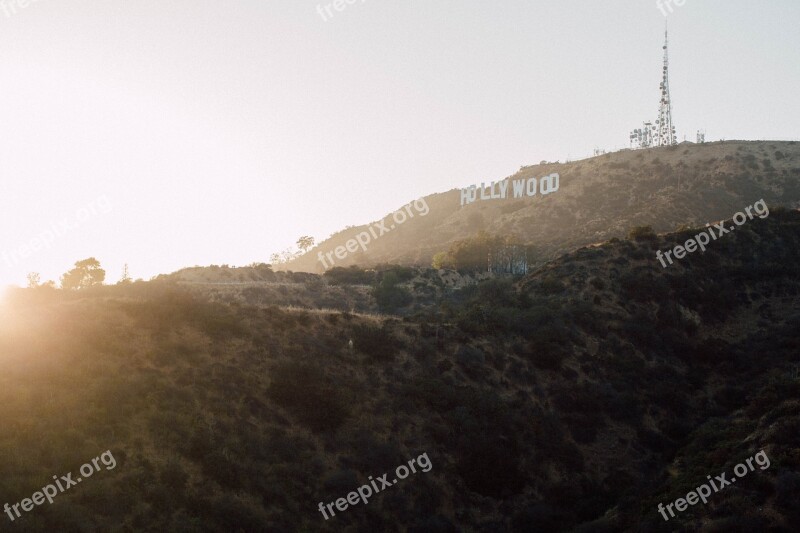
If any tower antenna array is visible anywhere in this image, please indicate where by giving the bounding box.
[655,23,677,146]
[629,23,678,149]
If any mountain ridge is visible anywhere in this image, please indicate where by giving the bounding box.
[281,140,800,273]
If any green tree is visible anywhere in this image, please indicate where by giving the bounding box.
[432,251,453,270]
[372,271,412,312]
[296,236,315,253]
[449,231,510,272]
[60,258,106,290]
[628,225,657,241]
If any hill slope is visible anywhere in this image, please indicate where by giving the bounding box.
[284,140,800,273]
[0,209,798,531]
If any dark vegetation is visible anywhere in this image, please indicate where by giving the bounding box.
[371,265,414,312]
[0,210,798,531]
[323,265,375,285]
[431,231,533,272]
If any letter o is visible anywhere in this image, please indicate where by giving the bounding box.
[733,212,747,225]
[396,465,410,479]
[80,464,94,478]
[393,210,407,225]
[733,463,748,478]
[526,178,537,197]
[540,173,560,195]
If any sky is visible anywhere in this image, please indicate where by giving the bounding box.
[0,0,798,286]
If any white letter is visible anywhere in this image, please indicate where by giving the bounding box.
[512,179,525,198]
[526,177,537,197]
[498,180,508,199]
[480,182,490,200]
[540,173,560,195]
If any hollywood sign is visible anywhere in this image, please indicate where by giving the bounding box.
[460,173,559,207]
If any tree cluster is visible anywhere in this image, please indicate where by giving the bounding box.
[432,231,529,272]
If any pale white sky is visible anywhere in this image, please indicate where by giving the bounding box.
[0,0,798,285]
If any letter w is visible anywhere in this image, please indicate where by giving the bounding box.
[512,179,525,198]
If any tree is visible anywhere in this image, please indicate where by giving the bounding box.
[296,236,315,253]
[628,225,657,241]
[432,252,453,270]
[431,232,526,272]
[26,272,41,288]
[60,258,106,290]
[372,270,413,312]
[269,248,300,265]
[448,232,510,272]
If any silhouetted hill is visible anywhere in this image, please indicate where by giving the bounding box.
[157,263,491,315]
[1,209,798,531]
[283,140,800,273]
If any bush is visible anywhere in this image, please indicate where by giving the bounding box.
[775,471,800,512]
[512,504,565,533]
[323,266,375,285]
[456,436,526,497]
[538,277,566,295]
[375,264,415,282]
[267,363,350,432]
[564,413,602,444]
[437,232,512,272]
[552,382,605,413]
[620,270,670,302]
[528,341,567,371]
[432,251,453,270]
[159,459,189,491]
[628,226,657,241]
[372,271,413,312]
[351,323,401,361]
[321,469,360,493]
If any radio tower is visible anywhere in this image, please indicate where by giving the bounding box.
[655,23,677,146]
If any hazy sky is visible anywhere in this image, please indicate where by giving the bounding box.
[1,0,798,285]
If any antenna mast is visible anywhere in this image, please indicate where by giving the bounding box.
[655,23,677,146]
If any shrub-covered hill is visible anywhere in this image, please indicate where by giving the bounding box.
[159,263,493,316]
[0,211,799,532]
[284,140,800,273]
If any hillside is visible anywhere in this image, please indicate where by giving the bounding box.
[283,140,800,273]
[156,264,492,315]
[1,209,798,532]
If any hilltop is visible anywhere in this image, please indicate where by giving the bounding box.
[282,140,800,273]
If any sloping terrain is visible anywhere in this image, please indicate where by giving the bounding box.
[0,210,798,532]
[283,140,800,273]
[158,263,493,315]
